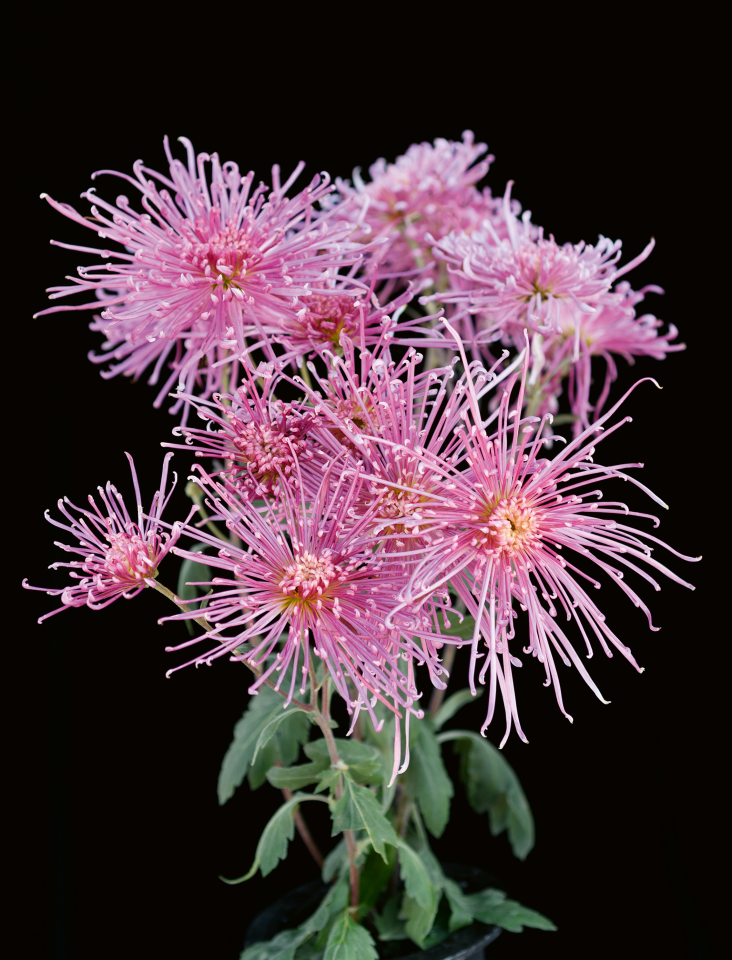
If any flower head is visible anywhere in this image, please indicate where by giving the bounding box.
[430,184,655,343]
[36,137,371,418]
[395,329,699,745]
[161,464,453,756]
[23,453,188,620]
[164,362,326,502]
[339,131,506,276]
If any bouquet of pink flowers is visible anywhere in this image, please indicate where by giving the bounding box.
[26,132,698,958]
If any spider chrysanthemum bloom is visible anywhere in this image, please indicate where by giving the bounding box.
[36,137,371,418]
[164,362,327,503]
[395,329,699,745]
[428,184,655,344]
[547,282,684,434]
[257,274,423,366]
[338,131,505,276]
[161,464,453,754]
[23,453,190,620]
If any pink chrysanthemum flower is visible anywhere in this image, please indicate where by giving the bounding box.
[543,282,685,434]
[163,362,328,503]
[428,184,655,343]
[161,466,453,768]
[338,131,507,276]
[392,329,699,746]
[297,330,522,559]
[23,453,190,621]
[36,137,371,419]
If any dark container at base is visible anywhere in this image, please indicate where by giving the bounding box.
[244,864,501,960]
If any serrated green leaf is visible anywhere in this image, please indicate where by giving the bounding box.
[304,740,382,783]
[465,887,556,932]
[219,688,291,804]
[433,688,483,731]
[301,873,350,935]
[373,895,408,941]
[324,911,378,960]
[240,928,309,960]
[437,730,535,859]
[441,878,473,932]
[266,763,326,791]
[403,724,453,838]
[331,780,398,862]
[359,845,397,912]
[395,840,437,912]
[322,839,348,883]
[315,769,342,794]
[222,793,329,882]
[399,893,438,948]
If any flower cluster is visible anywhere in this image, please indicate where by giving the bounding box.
[27,134,696,758]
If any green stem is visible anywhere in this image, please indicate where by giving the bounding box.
[310,666,359,909]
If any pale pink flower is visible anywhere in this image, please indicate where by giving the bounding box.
[161,466,453,770]
[339,131,510,276]
[296,328,522,560]
[163,362,327,503]
[392,329,699,746]
[545,283,684,434]
[23,454,190,620]
[251,274,422,366]
[428,184,655,343]
[36,137,371,419]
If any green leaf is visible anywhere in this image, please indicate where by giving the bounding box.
[403,724,453,838]
[395,840,436,911]
[331,779,398,862]
[266,763,326,791]
[301,873,350,935]
[358,845,397,912]
[322,839,348,883]
[399,893,438,948]
[441,878,474,932]
[315,769,342,795]
[240,929,309,960]
[250,710,312,790]
[253,708,311,766]
[373,895,408,941]
[219,687,293,804]
[324,910,378,960]
[465,888,556,933]
[433,689,483,731]
[395,839,439,947]
[222,793,329,882]
[437,730,535,859]
[304,740,383,784]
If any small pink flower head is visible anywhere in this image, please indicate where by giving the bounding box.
[36,137,370,417]
[256,274,421,366]
[24,453,190,620]
[339,131,496,274]
[429,183,655,343]
[395,328,699,746]
[161,466,453,760]
[545,283,685,434]
[164,362,325,502]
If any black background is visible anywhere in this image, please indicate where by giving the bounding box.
[11,20,722,960]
